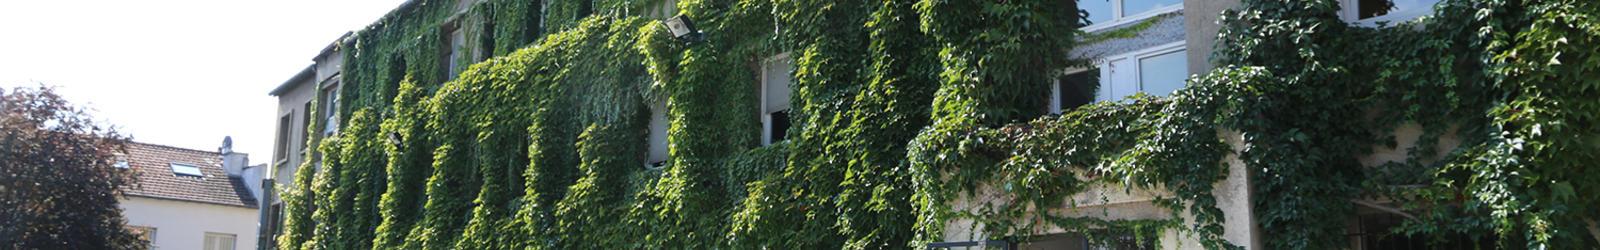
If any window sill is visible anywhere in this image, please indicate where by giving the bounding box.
[1080,5,1184,33]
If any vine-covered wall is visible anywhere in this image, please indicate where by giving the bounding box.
[273,0,1600,249]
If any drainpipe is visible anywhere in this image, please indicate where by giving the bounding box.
[256,173,275,250]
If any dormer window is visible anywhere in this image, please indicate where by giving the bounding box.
[171,163,203,177]
[1080,0,1184,31]
[645,100,669,169]
[1341,0,1440,24]
[760,53,794,145]
[113,154,130,169]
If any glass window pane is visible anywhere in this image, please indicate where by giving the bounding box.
[1138,50,1187,96]
[1123,0,1182,17]
[1359,0,1439,21]
[171,163,203,177]
[1080,0,1113,25]
[763,56,792,113]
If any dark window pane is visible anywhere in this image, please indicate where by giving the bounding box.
[770,110,789,143]
[1059,69,1099,111]
[1359,0,1395,19]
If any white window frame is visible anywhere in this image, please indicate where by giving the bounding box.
[1134,47,1188,96]
[759,53,793,146]
[203,232,235,250]
[320,80,341,136]
[1064,41,1186,103]
[1081,0,1185,32]
[1049,67,1094,114]
[1340,0,1441,26]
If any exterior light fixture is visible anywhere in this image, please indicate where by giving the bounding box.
[664,15,703,42]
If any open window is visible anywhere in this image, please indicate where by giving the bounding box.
[760,53,794,145]
[1051,42,1189,109]
[1080,0,1184,31]
[1341,0,1440,24]
[1052,68,1101,113]
[645,100,669,169]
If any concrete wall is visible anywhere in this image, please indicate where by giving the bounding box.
[121,197,259,250]
[1184,0,1240,74]
[271,77,315,190]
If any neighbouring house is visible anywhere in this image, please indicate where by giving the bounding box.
[119,138,264,250]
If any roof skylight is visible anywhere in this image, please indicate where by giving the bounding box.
[171,163,203,177]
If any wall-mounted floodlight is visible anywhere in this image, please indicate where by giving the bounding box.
[664,15,704,42]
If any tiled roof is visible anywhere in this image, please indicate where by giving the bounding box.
[121,142,257,208]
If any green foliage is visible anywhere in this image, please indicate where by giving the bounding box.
[1208,0,1600,248]
[0,85,147,250]
[371,76,432,249]
[274,0,1600,249]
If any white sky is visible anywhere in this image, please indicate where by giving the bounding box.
[0,0,406,163]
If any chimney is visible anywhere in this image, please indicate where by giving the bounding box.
[220,136,249,177]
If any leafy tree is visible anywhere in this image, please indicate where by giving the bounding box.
[0,85,146,249]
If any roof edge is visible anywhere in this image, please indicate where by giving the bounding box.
[269,65,317,96]
[124,193,259,209]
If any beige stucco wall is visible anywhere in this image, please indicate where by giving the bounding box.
[121,197,259,250]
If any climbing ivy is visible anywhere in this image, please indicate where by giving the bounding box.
[272,0,1600,249]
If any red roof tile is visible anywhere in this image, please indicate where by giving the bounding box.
[120,142,257,208]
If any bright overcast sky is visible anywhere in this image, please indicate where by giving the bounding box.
[0,0,406,164]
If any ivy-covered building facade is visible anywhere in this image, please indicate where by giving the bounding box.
[260,0,1600,249]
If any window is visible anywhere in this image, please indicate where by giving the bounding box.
[203,232,236,250]
[761,54,794,145]
[1346,210,1496,249]
[275,113,291,163]
[127,226,156,249]
[1095,42,1188,101]
[646,100,669,169]
[113,154,130,169]
[1044,43,1191,113]
[301,101,312,147]
[320,82,340,135]
[1341,0,1440,24]
[1017,232,1154,250]
[1081,0,1184,31]
[1137,50,1187,96]
[1052,68,1100,113]
[648,0,678,18]
[442,23,465,81]
[171,163,203,177]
